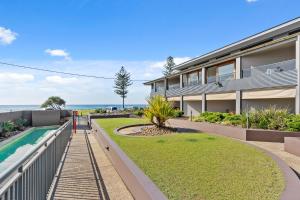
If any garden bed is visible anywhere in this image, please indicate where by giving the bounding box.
[116,124,176,136]
[172,120,300,143]
[246,129,300,143]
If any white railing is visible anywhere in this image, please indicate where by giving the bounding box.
[0,120,72,200]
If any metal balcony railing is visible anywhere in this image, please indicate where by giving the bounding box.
[242,59,296,78]
[0,120,72,200]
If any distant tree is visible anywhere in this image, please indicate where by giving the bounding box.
[41,96,66,110]
[114,66,133,109]
[163,56,176,76]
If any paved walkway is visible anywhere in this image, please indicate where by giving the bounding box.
[54,131,106,200]
[168,118,300,176]
[88,132,133,200]
[53,116,133,200]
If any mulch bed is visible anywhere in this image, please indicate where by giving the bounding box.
[129,125,177,136]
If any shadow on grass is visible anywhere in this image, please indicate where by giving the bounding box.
[186,138,198,142]
[206,137,216,140]
[157,139,166,143]
[176,127,201,133]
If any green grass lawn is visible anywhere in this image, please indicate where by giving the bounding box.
[96,118,284,200]
[77,109,95,116]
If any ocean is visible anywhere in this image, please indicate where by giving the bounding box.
[0,104,147,113]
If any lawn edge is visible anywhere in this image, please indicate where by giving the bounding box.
[244,141,300,200]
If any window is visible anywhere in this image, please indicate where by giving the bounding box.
[182,74,188,87]
[187,71,198,85]
[217,63,235,82]
[206,61,235,83]
[206,66,217,83]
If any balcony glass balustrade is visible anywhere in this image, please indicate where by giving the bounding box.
[242,59,296,78]
[153,59,296,97]
[168,83,180,90]
[207,73,234,84]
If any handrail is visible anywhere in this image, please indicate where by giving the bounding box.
[0,120,71,184]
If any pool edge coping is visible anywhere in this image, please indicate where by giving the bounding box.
[0,127,35,149]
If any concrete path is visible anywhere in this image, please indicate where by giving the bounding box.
[88,132,133,200]
[168,118,300,176]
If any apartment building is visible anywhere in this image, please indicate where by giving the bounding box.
[144,18,300,116]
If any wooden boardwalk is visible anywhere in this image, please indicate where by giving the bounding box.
[53,131,108,200]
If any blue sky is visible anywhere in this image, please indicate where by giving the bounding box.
[0,0,299,104]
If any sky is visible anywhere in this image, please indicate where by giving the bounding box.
[0,0,299,105]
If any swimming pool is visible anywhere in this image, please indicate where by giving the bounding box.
[0,126,58,174]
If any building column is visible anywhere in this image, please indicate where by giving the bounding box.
[201,67,206,84]
[235,57,242,114]
[236,91,241,115]
[164,78,167,98]
[180,96,184,112]
[180,74,183,88]
[236,57,241,79]
[296,36,300,114]
[201,93,206,113]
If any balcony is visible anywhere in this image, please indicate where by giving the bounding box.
[242,59,296,78]
[165,59,296,97]
[207,73,235,84]
[168,83,180,90]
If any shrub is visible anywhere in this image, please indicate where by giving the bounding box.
[144,95,175,127]
[286,115,300,131]
[15,118,28,130]
[222,114,242,126]
[94,108,106,114]
[242,107,289,130]
[133,109,144,117]
[173,109,184,118]
[194,112,227,123]
[2,121,16,133]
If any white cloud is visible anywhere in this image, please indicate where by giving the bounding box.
[0,27,17,45]
[45,75,78,84]
[246,0,258,3]
[45,49,71,60]
[0,73,34,83]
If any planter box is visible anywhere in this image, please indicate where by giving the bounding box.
[169,119,300,143]
[246,129,300,143]
[284,137,300,156]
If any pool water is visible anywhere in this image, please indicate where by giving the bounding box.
[0,127,57,173]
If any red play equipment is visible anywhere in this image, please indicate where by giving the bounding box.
[72,110,78,134]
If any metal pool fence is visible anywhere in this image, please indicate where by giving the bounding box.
[0,120,72,200]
